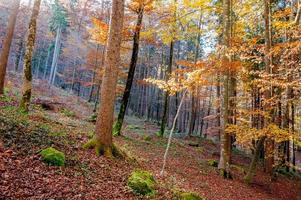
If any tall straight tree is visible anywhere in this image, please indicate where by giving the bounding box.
[94,0,125,156]
[19,0,42,111]
[218,0,233,178]
[159,0,177,137]
[113,0,153,136]
[244,0,272,183]
[0,0,21,94]
[48,0,67,85]
[263,0,274,175]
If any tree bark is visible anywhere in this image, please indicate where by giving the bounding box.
[113,8,144,135]
[263,0,274,175]
[19,0,41,111]
[244,137,266,184]
[14,38,23,72]
[218,0,232,178]
[94,0,125,157]
[159,41,173,136]
[49,26,62,85]
[0,0,21,94]
[294,1,301,24]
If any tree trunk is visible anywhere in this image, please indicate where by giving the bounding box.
[159,41,174,136]
[0,0,21,94]
[263,0,274,175]
[295,1,301,24]
[19,0,41,111]
[218,0,232,178]
[14,38,23,72]
[43,45,52,79]
[49,26,62,85]
[94,0,125,157]
[113,8,144,135]
[244,137,266,184]
[88,44,100,102]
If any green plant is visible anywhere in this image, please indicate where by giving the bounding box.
[128,170,156,197]
[207,159,218,167]
[40,147,65,166]
[60,108,75,117]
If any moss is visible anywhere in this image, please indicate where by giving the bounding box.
[83,138,97,149]
[207,159,218,167]
[83,137,125,158]
[173,190,203,200]
[143,135,152,142]
[40,147,65,166]
[112,121,122,136]
[87,113,97,123]
[180,192,203,200]
[128,170,156,197]
[60,108,75,118]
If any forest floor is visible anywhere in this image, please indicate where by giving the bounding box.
[0,72,301,200]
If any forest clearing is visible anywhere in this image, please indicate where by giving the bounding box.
[1,0,301,199]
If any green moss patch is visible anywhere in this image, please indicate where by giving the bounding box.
[40,147,65,166]
[173,190,203,200]
[207,159,218,167]
[180,192,203,200]
[128,170,156,197]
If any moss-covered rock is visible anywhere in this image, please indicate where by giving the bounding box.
[40,147,65,166]
[207,159,218,167]
[128,170,156,197]
[180,192,203,200]
[173,190,203,200]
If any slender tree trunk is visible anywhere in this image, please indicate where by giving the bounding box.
[263,0,274,175]
[88,44,100,102]
[218,0,232,178]
[94,0,125,157]
[113,8,144,135]
[244,137,266,184]
[159,41,174,136]
[295,1,301,24]
[19,0,41,111]
[43,45,52,79]
[14,38,23,72]
[49,26,62,85]
[0,0,21,94]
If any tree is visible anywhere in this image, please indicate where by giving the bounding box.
[113,0,154,136]
[93,0,125,157]
[159,0,178,137]
[218,0,233,179]
[0,0,21,94]
[48,0,68,85]
[19,0,42,111]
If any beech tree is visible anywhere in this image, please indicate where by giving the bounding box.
[113,0,154,136]
[19,0,42,111]
[0,0,21,94]
[90,0,125,157]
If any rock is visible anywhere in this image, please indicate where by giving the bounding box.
[127,170,156,197]
[40,147,65,166]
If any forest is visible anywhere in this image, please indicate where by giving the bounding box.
[0,0,301,199]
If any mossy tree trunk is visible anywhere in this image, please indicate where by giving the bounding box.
[244,137,266,184]
[19,0,41,111]
[263,0,274,175]
[94,0,125,157]
[0,0,21,94]
[113,7,144,136]
[218,0,233,179]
